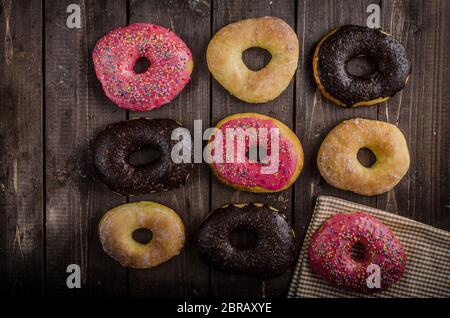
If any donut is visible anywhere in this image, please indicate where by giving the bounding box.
[208,113,304,193]
[309,212,406,293]
[317,118,410,196]
[207,17,299,103]
[99,201,185,268]
[93,118,193,195]
[197,203,294,278]
[93,23,193,111]
[313,25,411,107]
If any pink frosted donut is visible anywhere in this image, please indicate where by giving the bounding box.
[208,113,304,193]
[309,212,406,293]
[93,23,193,111]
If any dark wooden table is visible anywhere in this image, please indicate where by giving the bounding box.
[0,0,448,297]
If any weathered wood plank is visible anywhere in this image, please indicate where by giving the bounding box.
[0,0,43,295]
[377,0,450,231]
[1,0,448,297]
[45,0,128,296]
[294,0,379,260]
[210,0,296,297]
[127,0,211,297]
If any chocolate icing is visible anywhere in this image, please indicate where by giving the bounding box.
[317,25,411,106]
[197,203,294,278]
[93,118,193,195]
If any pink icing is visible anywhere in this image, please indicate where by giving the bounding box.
[93,23,192,111]
[309,212,406,293]
[211,117,298,190]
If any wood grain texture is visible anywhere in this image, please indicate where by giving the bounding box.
[377,0,450,230]
[44,0,127,296]
[294,0,381,260]
[0,0,43,296]
[0,0,448,297]
[127,0,211,297]
[210,0,295,298]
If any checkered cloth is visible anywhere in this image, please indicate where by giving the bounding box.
[288,196,450,298]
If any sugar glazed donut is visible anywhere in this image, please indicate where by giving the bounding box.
[93,23,193,111]
[93,118,193,195]
[317,118,410,196]
[208,113,304,193]
[198,203,294,278]
[309,212,406,293]
[99,201,185,268]
[313,25,411,107]
[207,17,299,103]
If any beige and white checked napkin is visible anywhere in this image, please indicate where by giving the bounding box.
[288,196,450,298]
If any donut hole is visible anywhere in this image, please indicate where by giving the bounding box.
[133,56,151,74]
[346,55,378,79]
[242,47,272,71]
[357,147,377,168]
[245,146,268,163]
[129,147,161,166]
[132,228,153,244]
[229,228,258,250]
[350,242,366,261]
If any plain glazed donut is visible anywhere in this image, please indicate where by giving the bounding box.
[93,23,193,111]
[207,17,299,103]
[313,25,411,107]
[197,203,294,278]
[208,113,304,193]
[93,118,193,195]
[309,212,406,293]
[99,201,185,269]
[317,118,410,196]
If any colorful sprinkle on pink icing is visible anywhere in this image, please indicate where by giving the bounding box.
[211,117,298,191]
[309,212,406,293]
[93,23,192,111]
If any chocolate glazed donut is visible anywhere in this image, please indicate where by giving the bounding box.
[197,203,294,278]
[313,25,411,107]
[93,118,193,195]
